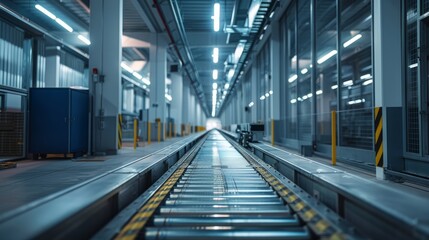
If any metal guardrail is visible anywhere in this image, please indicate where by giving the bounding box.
[0,132,207,239]
[220,129,429,240]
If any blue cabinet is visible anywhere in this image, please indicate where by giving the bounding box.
[29,88,89,158]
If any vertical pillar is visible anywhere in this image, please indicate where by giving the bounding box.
[270,21,281,141]
[196,102,201,127]
[251,60,258,122]
[89,0,122,155]
[182,78,190,135]
[45,47,60,87]
[373,0,403,179]
[149,33,167,141]
[170,72,183,136]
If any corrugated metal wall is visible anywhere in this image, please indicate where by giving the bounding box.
[59,51,86,87]
[35,39,46,88]
[0,20,24,89]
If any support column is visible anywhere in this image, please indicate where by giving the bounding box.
[270,21,281,141]
[170,72,183,136]
[45,47,60,87]
[89,0,122,155]
[149,33,167,141]
[251,60,258,123]
[182,78,190,135]
[373,0,403,179]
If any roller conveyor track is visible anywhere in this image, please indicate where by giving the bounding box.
[115,131,347,240]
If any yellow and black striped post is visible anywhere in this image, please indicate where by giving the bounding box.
[374,107,383,167]
[117,114,122,149]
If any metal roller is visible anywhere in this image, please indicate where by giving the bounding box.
[141,131,312,239]
[145,227,310,240]
[153,216,300,227]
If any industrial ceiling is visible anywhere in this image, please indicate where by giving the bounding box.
[0,0,277,117]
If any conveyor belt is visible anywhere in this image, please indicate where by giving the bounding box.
[114,131,348,240]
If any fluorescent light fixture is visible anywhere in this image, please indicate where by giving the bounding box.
[35,4,56,20]
[363,79,373,86]
[307,93,313,98]
[360,74,372,80]
[132,72,143,80]
[248,102,254,107]
[213,48,219,63]
[35,4,74,32]
[343,34,362,48]
[302,95,308,100]
[288,74,298,83]
[121,62,134,73]
[317,50,337,64]
[265,93,269,97]
[248,0,261,28]
[269,11,275,18]
[331,84,338,90]
[263,25,268,30]
[409,63,418,69]
[212,112,215,117]
[234,43,245,63]
[291,55,297,62]
[214,3,220,32]
[213,82,218,90]
[227,69,235,80]
[55,18,73,32]
[316,90,323,95]
[143,85,147,89]
[301,68,308,74]
[165,94,172,101]
[348,98,366,105]
[259,34,264,40]
[212,89,217,95]
[224,83,230,89]
[142,77,150,86]
[269,90,273,95]
[212,69,218,80]
[290,99,297,104]
[343,80,353,86]
[260,95,265,100]
[78,35,91,45]
[298,97,303,101]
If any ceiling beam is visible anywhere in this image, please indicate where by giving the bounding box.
[130,0,157,33]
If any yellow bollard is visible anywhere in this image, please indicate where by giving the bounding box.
[271,119,275,146]
[157,121,161,142]
[133,118,138,149]
[169,122,172,139]
[117,114,122,149]
[331,111,337,166]
[148,122,151,145]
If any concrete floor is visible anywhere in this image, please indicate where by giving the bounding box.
[0,135,190,214]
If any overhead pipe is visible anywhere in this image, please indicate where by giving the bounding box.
[153,0,209,116]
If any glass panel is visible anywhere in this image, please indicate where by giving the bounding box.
[405,0,420,153]
[339,0,373,150]
[422,0,429,14]
[297,0,312,141]
[316,0,337,145]
[285,2,297,139]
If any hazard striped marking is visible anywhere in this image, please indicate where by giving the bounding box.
[374,107,383,167]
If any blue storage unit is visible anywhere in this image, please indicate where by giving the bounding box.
[29,88,89,158]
